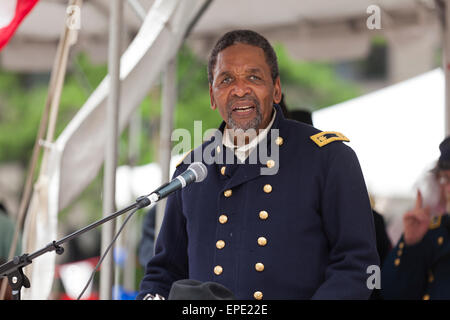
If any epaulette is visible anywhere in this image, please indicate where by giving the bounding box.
[429,215,442,230]
[310,131,350,147]
[175,149,193,168]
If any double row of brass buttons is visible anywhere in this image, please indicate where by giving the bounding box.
[214,136,283,300]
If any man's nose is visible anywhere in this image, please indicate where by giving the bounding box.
[230,78,251,97]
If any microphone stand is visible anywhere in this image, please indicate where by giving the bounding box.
[0,196,152,300]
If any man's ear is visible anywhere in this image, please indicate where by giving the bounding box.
[273,77,282,104]
[209,83,217,110]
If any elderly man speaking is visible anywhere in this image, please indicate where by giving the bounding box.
[137,30,379,300]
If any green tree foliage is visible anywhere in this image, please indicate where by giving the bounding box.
[275,44,361,111]
[0,71,46,164]
[0,53,107,165]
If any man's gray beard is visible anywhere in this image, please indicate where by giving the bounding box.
[227,107,263,131]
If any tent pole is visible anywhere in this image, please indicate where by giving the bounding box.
[100,0,123,300]
[126,0,146,22]
[155,58,177,241]
[122,109,141,293]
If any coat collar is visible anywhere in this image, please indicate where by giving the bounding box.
[210,104,285,190]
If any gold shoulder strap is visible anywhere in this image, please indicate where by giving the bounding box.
[310,131,350,147]
[429,215,442,230]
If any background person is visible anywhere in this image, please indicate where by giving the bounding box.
[381,136,450,300]
[0,203,22,300]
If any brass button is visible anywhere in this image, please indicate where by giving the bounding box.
[266,160,275,168]
[394,258,400,266]
[259,210,269,220]
[220,166,226,175]
[216,146,221,153]
[397,249,402,257]
[253,291,263,300]
[255,262,265,272]
[263,184,272,193]
[214,265,223,275]
[224,189,232,197]
[429,273,434,283]
[216,240,225,250]
[257,237,267,246]
[219,215,228,224]
[275,136,283,146]
[398,242,404,249]
[438,236,444,245]
[423,294,430,300]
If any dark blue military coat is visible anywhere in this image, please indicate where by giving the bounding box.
[137,104,379,300]
[381,214,450,300]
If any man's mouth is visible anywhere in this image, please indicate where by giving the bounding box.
[226,97,262,130]
[230,99,258,115]
[233,105,255,113]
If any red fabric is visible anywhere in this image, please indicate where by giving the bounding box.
[55,257,101,300]
[0,0,39,51]
[59,292,99,300]
[54,256,101,279]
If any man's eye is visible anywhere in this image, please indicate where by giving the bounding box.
[249,75,261,81]
[221,77,232,84]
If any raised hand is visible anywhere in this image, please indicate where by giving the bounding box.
[403,190,431,246]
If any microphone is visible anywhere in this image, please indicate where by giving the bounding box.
[148,162,207,202]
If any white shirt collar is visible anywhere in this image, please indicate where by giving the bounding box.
[222,108,276,162]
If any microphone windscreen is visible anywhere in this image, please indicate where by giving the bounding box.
[188,162,207,182]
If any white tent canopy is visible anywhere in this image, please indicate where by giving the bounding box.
[312,68,445,200]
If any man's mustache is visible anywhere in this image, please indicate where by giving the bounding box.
[226,95,260,110]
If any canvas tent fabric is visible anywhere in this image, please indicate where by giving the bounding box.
[0,0,438,71]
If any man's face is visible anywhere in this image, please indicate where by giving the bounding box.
[438,169,450,210]
[209,43,281,131]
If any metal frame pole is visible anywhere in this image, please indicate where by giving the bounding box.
[126,0,146,22]
[100,0,123,300]
[122,108,141,292]
[155,58,177,240]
